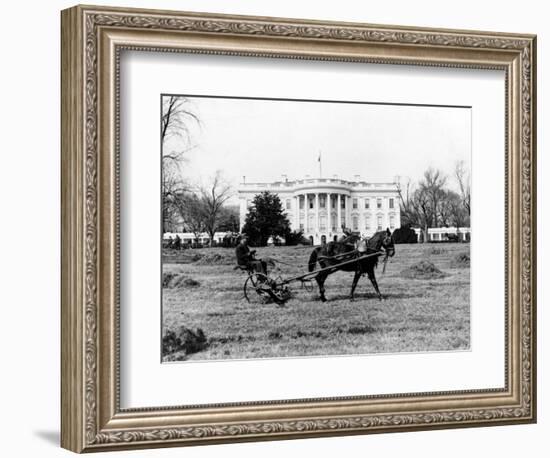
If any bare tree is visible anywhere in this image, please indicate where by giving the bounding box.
[420,167,447,228]
[161,96,200,148]
[397,166,469,243]
[439,190,467,232]
[198,171,233,244]
[411,186,433,243]
[170,172,233,245]
[455,160,471,216]
[396,177,418,227]
[217,205,240,233]
[162,161,187,232]
[161,96,200,232]
[438,190,454,228]
[173,192,205,243]
[447,191,467,232]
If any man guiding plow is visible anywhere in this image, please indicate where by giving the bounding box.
[235,235,268,275]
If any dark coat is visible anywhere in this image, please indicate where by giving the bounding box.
[235,244,253,266]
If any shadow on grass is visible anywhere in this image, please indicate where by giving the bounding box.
[209,334,256,344]
[381,292,425,299]
[268,325,376,340]
[205,311,236,318]
[321,291,422,302]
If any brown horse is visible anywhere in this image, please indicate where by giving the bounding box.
[307,229,395,302]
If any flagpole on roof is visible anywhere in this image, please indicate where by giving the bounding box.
[318,150,322,178]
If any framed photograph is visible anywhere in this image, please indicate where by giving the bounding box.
[61,4,537,453]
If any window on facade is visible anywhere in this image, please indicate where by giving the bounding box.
[377,215,382,231]
[309,199,314,209]
[352,198,358,209]
[320,195,326,208]
[390,215,395,230]
[389,198,394,209]
[286,199,291,210]
[377,198,382,209]
[341,198,346,209]
[320,216,327,231]
[299,197,304,210]
[331,197,336,209]
[352,216,359,231]
[365,199,370,209]
[342,216,346,228]
[299,223,304,230]
[365,217,370,231]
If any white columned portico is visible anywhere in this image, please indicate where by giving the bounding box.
[315,193,319,234]
[293,196,298,230]
[347,195,350,229]
[328,193,332,233]
[337,194,342,232]
[304,193,308,233]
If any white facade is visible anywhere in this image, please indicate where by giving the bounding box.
[238,176,401,245]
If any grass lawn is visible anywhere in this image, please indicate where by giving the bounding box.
[162,242,470,362]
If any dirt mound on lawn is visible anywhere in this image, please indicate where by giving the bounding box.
[400,260,448,280]
[162,272,201,288]
[193,252,235,265]
[162,326,208,358]
[450,252,470,268]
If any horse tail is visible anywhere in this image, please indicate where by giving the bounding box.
[308,248,320,272]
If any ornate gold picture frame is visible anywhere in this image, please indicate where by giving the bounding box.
[61,4,536,453]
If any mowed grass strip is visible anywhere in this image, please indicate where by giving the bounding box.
[162,243,470,361]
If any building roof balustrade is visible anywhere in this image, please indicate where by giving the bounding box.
[238,178,399,195]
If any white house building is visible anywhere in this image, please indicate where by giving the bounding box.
[238,176,401,245]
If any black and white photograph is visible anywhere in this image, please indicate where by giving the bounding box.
[161,94,472,362]
[1,0,543,454]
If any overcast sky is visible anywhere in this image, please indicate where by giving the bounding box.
[163,95,471,202]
